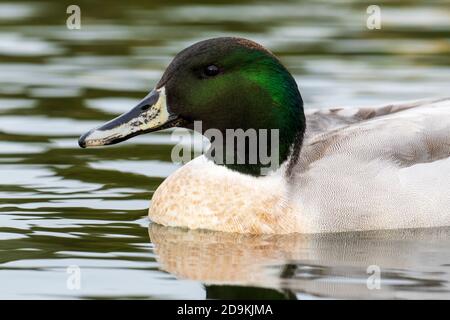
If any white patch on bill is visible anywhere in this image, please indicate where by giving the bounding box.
[83,87,169,146]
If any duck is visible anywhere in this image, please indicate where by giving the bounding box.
[79,37,450,234]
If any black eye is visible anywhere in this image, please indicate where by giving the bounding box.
[203,65,220,77]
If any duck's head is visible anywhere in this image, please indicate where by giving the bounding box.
[79,37,305,176]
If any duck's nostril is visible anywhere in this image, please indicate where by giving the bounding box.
[141,104,150,111]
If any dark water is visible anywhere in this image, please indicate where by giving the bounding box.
[0,0,449,299]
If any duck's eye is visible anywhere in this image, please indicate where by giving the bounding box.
[203,65,220,77]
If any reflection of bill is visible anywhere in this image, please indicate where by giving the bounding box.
[149,224,450,299]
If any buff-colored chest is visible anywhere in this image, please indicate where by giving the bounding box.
[149,158,305,234]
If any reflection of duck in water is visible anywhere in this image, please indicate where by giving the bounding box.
[80,37,450,234]
[149,224,450,299]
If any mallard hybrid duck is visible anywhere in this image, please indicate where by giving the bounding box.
[79,37,450,234]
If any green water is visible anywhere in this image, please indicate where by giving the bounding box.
[0,0,449,299]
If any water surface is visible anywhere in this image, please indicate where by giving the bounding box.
[0,0,449,299]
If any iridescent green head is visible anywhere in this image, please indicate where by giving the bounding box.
[79,37,305,176]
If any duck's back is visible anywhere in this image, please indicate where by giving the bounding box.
[293,98,450,233]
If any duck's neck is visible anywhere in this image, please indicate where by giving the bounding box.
[206,93,305,177]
